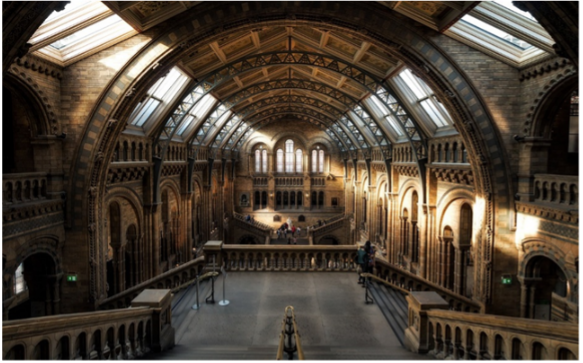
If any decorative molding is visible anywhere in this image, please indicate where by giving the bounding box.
[433,167,474,186]
[516,201,578,225]
[107,165,149,184]
[519,58,572,81]
[13,54,63,79]
[394,164,419,178]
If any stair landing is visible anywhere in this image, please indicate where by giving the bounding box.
[152,272,431,360]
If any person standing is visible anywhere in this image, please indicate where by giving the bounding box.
[357,245,367,284]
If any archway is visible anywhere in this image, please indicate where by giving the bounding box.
[523,255,568,320]
[8,252,58,319]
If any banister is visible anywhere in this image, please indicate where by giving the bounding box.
[375,258,481,312]
[99,256,205,308]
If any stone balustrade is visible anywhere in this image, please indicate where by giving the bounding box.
[309,215,347,238]
[274,177,304,186]
[533,174,578,207]
[253,177,268,186]
[221,245,358,272]
[404,291,578,360]
[3,172,48,206]
[233,212,272,232]
[310,177,326,186]
[3,289,174,360]
[374,259,481,313]
[99,256,205,309]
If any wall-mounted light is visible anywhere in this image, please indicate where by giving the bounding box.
[305,193,310,198]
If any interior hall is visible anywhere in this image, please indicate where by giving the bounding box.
[2,1,579,360]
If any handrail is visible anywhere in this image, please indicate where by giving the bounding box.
[360,272,410,295]
[232,212,272,231]
[276,306,304,360]
[374,258,481,312]
[99,255,205,309]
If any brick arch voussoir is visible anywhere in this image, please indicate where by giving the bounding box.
[9,235,63,275]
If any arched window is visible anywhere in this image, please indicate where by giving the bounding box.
[276,149,284,172]
[285,140,294,173]
[262,149,268,173]
[319,150,325,173]
[312,150,317,173]
[296,149,303,172]
[255,150,261,172]
[14,263,26,294]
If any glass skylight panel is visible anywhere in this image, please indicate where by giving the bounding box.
[370,96,391,116]
[494,0,537,22]
[176,115,195,135]
[461,15,533,49]
[190,94,217,119]
[385,115,404,136]
[130,98,161,127]
[50,15,124,50]
[152,68,187,99]
[398,69,429,99]
[420,99,448,127]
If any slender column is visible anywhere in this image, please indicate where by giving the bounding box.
[454,248,463,295]
[520,283,529,317]
[529,286,536,319]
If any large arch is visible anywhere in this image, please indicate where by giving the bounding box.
[60,2,510,306]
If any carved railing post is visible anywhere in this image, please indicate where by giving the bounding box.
[404,291,449,354]
[130,289,174,353]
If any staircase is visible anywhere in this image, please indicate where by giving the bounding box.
[368,281,409,346]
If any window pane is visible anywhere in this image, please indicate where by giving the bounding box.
[319,150,324,173]
[285,140,294,173]
[312,150,317,173]
[262,150,268,173]
[151,68,187,99]
[385,115,404,136]
[277,149,284,172]
[370,95,391,115]
[14,263,26,294]
[50,15,125,50]
[176,115,195,135]
[130,97,160,126]
[398,69,428,99]
[255,150,261,173]
[461,15,533,49]
[296,149,303,172]
[420,99,448,127]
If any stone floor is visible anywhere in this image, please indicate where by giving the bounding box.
[152,272,431,360]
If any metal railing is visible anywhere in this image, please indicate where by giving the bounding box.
[276,306,305,360]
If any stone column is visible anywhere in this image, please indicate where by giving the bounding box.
[520,282,528,318]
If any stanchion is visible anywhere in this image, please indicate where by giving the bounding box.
[191,275,200,310]
[218,265,229,306]
[364,275,374,304]
[206,255,216,304]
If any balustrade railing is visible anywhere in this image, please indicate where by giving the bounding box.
[232,212,272,232]
[533,174,578,207]
[309,215,348,237]
[222,245,358,272]
[310,177,325,186]
[253,177,268,186]
[3,289,174,360]
[275,177,304,186]
[99,256,205,309]
[3,173,48,206]
[425,309,578,360]
[374,259,481,313]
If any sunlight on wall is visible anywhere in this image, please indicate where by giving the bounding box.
[98,35,151,72]
[472,196,485,248]
[515,212,540,247]
[127,42,169,78]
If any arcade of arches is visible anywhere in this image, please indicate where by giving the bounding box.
[2,0,579,357]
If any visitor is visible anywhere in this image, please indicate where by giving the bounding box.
[291,225,296,237]
[357,245,366,284]
[245,214,251,222]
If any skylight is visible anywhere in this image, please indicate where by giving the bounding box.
[128,67,190,128]
[50,15,125,50]
[494,0,537,22]
[461,14,533,49]
[176,93,217,135]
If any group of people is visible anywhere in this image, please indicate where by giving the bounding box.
[357,240,375,285]
[277,222,302,244]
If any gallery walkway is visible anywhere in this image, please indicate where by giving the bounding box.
[152,272,431,360]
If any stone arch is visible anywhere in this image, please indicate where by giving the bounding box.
[316,235,341,245]
[66,3,506,303]
[528,72,577,138]
[237,234,259,245]
[5,70,58,136]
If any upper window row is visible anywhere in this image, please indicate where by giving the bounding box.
[254,141,326,174]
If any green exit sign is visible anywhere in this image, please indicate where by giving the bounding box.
[67,274,77,282]
[501,275,512,285]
